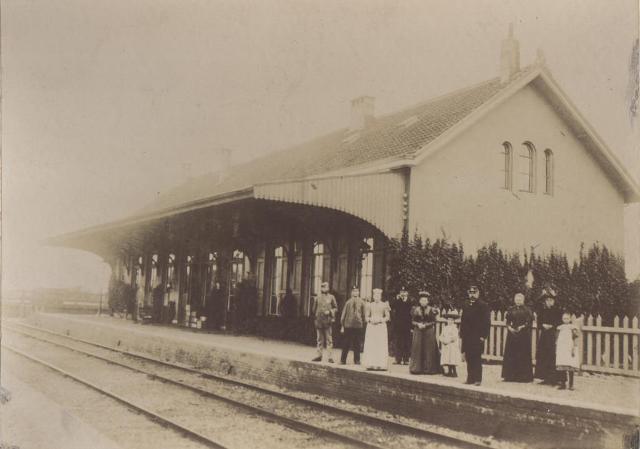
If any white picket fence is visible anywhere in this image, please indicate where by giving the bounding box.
[434,310,640,377]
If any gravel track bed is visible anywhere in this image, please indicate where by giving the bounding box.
[1,350,211,449]
[4,333,345,449]
[4,326,501,449]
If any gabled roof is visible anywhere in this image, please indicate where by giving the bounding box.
[49,63,640,248]
[407,65,640,202]
[139,70,516,216]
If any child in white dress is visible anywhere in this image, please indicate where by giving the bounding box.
[438,312,461,377]
[555,312,580,390]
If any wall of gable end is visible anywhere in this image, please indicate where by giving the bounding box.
[409,84,625,261]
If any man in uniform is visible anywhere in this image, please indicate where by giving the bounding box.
[460,285,490,385]
[311,281,338,363]
[340,287,367,365]
[391,287,413,364]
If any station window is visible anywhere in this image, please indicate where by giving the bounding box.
[134,256,144,289]
[230,250,249,290]
[311,242,327,297]
[519,142,536,193]
[269,246,287,315]
[544,149,554,195]
[501,142,513,190]
[359,237,374,300]
[150,254,160,287]
[229,250,250,312]
[167,253,177,289]
[291,241,303,293]
[204,252,218,306]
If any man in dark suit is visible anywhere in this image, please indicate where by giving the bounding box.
[460,285,490,386]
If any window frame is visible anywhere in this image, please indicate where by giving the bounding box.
[544,149,554,196]
[268,246,287,316]
[501,142,513,191]
[519,142,537,193]
[311,242,326,297]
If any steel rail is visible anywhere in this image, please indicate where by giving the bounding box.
[5,322,495,449]
[3,344,229,449]
[3,328,387,449]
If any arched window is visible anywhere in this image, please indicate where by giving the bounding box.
[359,237,374,300]
[544,149,554,195]
[269,246,287,315]
[167,253,176,289]
[230,250,249,289]
[150,254,160,287]
[134,256,144,289]
[204,252,217,305]
[519,142,536,193]
[311,242,326,297]
[501,142,513,190]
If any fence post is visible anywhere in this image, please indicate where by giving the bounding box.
[622,316,629,371]
[595,315,602,368]
[531,312,537,362]
[633,317,639,372]
[489,310,496,358]
[603,316,611,368]
[613,316,620,369]
[496,311,503,358]
[575,314,584,370]
[585,314,594,366]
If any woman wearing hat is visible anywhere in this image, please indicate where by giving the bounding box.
[409,291,441,375]
[534,286,562,384]
[362,288,391,370]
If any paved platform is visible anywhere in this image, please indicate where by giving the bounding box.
[14,313,640,449]
[22,313,638,412]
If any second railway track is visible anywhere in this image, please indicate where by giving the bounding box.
[3,322,501,449]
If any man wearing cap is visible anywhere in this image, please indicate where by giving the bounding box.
[459,285,490,385]
[391,288,413,365]
[311,281,338,363]
[340,287,367,365]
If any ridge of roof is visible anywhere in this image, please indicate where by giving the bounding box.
[139,73,508,215]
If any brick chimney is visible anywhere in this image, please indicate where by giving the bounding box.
[350,96,375,130]
[500,24,520,84]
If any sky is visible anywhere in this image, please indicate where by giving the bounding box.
[2,0,639,294]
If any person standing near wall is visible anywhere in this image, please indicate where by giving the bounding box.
[409,291,441,375]
[535,286,562,385]
[340,287,367,365]
[459,285,490,386]
[391,287,413,365]
[501,293,534,382]
[311,281,338,363]
[362,288,391,371]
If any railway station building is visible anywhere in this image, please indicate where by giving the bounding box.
[50,31,639,330]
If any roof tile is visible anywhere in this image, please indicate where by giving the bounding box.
[142,75,507,214]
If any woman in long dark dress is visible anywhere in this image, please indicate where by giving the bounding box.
[502,293,533,382]
[534,288,562,384]
[409,291,441,374]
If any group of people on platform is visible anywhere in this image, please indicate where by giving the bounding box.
[502,286,581,390]
[311,282,580,390]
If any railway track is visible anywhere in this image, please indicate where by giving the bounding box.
[3,322,500,449]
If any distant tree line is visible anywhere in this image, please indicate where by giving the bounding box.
[386,233,640,323]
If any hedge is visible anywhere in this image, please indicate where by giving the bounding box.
[386,233,639,323]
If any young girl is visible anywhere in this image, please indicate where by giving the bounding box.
[555,312,580,390]
[438,311,461,377]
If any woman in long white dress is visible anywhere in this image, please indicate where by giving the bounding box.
[362,288,391,371]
